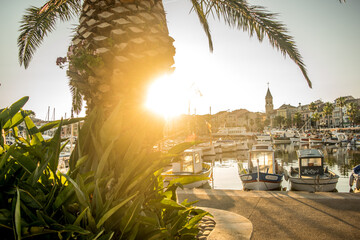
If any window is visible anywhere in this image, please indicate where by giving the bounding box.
[194,153,200,163]
[301,158,322,167]
[182,153,194,172]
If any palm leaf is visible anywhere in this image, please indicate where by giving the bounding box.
[192,0,312,88]
[190,0,214,51]
[69,83,83,115]
[18,0,81,68]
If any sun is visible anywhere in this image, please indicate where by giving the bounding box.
[145,74,188,119]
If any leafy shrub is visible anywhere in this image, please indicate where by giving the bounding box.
[0,97,209,239]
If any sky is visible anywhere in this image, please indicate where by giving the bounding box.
[0,0,359,120]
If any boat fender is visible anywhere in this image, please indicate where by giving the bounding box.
[349,173,354,187]
[356,178,360,191]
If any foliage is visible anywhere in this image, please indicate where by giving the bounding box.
[336,97,346,127]
[309,102,318,113]
[346,102,359,126]
[0,98,209,239]
[18,0,315,88]
[272,115,285,128]
[18,0,81,69]
[311,112,320,129]
[190,0,312,87]
[0,97,85,239]
[323,102,334,127]
[65,102,210,239]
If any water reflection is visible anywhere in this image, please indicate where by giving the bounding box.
[273,142,360,192]
[211,141,360,192]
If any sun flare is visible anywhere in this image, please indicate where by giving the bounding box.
[146,75,188,119]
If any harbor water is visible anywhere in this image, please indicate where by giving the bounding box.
[209,141,360,192]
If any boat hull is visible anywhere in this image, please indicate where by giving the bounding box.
[240,172,283,191]
[289,176,339,192]
[273,138,291,144]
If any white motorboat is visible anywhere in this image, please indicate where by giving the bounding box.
[256,134,272,142]
[238,143,283,191]
[284,149,339,192]
[162,148,212,188]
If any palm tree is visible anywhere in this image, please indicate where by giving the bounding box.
[16,1,318,236]
[336,96,346,127]
[18,0,313,116]
[309,101,317,113]
[323,102,334,128]
[346,102,359,127]
[308,102,318,129]
[311,112,320,129]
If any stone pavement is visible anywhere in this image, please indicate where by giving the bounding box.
[178,189,360,240]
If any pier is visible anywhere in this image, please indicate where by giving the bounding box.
[178,189,360,240]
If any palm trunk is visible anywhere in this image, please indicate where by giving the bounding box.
[341,108,343,128]
[68,0,175,115]
[67,0,176,173]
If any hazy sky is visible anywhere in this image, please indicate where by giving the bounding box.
[1,0,359,120]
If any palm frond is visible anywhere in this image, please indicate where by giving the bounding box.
[192,0,312,88]
[18,0,81,69]
[69,83,83,115]
[190,0,214,52]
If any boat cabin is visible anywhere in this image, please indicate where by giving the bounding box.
[297,149,324,177]
[172,149,203,174]
[249,144,276,174]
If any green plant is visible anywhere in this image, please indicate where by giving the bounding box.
[65,103,210,239]
[0,97,209,239]
[0,97,86,239]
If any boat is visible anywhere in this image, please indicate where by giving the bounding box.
[162,148,212,188]
[349,164,360,191]
[238,143,283,190]
[255,134,272,143]
[309,134,324,145]
[284,149,339,192]
[272,135,291,144]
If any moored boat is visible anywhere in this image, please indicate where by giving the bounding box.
[284,149,339,192]
[162,148,212,188]
[238,143,283,191]
[256,134,272,143]
[309,135,324,145]
[349,164,360,192]
[272,135,291,144]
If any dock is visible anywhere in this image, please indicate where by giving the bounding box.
[177,189,360,240]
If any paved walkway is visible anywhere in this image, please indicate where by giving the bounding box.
[178,189,360,240]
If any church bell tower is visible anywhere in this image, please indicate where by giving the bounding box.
[265,84,273,115]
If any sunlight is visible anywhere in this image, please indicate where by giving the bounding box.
[145,74,189,119]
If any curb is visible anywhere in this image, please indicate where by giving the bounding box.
[201,207,253,240]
